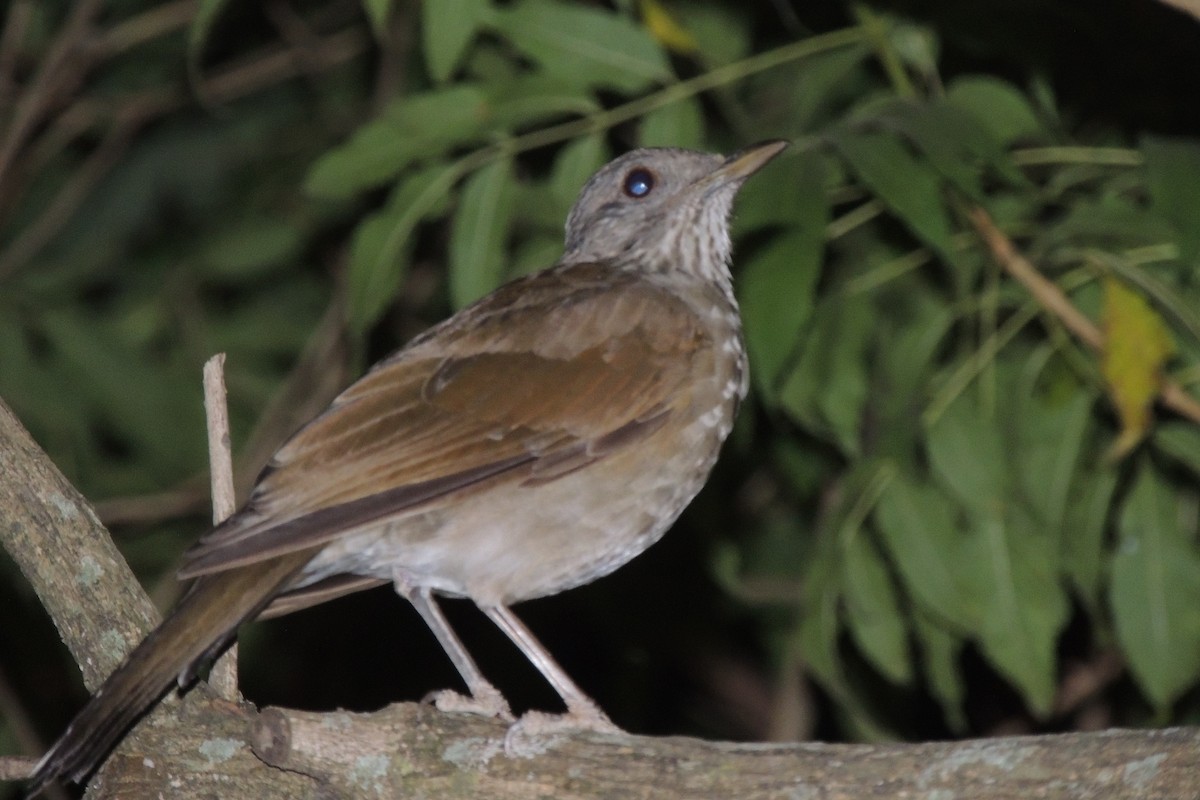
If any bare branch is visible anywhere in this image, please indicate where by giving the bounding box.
[87,699,1200,799]
[966,205,1200,425]
[0,398,157,687]
[203,354,239,700]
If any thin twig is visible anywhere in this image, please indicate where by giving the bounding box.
[0,0,33,109]
[96,0,198,57]
[0,755,38,781]
[198,26,369,107]
[0,106,148,280]
[203,354,239,700]
[0,0,103,192]
[966,205,1200,425]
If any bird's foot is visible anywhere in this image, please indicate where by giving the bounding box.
[423,685,514,722]
[503,700,622,757]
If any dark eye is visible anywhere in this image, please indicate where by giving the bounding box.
[622,168,655,199]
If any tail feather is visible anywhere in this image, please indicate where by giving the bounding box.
[27,550,315,797]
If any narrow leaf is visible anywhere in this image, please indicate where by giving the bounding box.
[640,97,704,149]
[874,473,977,632]
[738,153,827,399]
[363,0,394,39]
[945,76,1043,146]
[488,0,671,94]
[843,532,912,684]
[346,164,458,332]
[449,157,516,308]
[1017,392,1093,534]
[1062,467,1117,609]
[833,130,956,263]
[187,0,233,71]
[550,135,609,207]
[481,74,601,131]
[961,509,1067,716]
[1110,463,1200,709]
[778,295,871,456]
[422,0,488,81]
[874,100,985,200]
[305,86,488,200]
[1141,135,1200,263]
[1154,422,1200,478]
[913,611,967,732]
[926,394,1007,516]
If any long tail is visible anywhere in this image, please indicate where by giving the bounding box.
[27,549,315,797]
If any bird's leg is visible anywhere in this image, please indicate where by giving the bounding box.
[392,570,513,720]
[480,604,620,734]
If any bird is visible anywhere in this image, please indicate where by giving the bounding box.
[27,138,789,794]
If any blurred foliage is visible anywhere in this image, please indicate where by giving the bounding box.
[3,0,1200,778]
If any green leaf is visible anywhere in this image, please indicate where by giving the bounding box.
[187,0,234,72]
[1044,195,1173,251]
[945,76,1043,147]
[843,532,912,684]
[481,74,601,130]
[1153,422,1200,478]
[550,135,608,208]
[305,86,488,200]
[960,509,1067,716]
[874,472,977,631]
[873,100,984,200]
[639,98,704,149]
[487,0,672,94]
[449,157,516,308]
[740,231,824,399]
[816,313,872,458]
[739,154,827,399]
[1017,392,1093,534]
[674,1,751,66]
[833,130,956,263]
[796,546,896,740]
[913,611,967,732]
[873,298,952,460]
[778,295,871,455]
[199,218,304,280]
[422,0,488,81]
[735,150,831,232]
[926,395,1006,516]
[1141,135,1200,264]
[346,163,458,333]
[39,312,206,479]
[798,541,844,691]
[1110,463,1200,709]
[363,0,394,39]
[1062,467,1117,609]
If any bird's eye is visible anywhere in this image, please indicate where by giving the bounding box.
[622,168,655,199]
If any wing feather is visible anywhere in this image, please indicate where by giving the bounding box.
[178,265,707,578]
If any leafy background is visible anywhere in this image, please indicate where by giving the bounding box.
[3,0,1200,791]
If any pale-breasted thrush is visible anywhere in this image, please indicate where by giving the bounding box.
[29,139,789,793]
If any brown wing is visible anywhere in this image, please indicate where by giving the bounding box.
[178,263,708,578]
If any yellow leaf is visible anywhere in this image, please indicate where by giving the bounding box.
[1101,277,1175,460]
[639,0,698,54]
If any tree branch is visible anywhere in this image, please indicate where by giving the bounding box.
[79,700,1200,799]
[0,397,157,686]
[2,394,1197,798]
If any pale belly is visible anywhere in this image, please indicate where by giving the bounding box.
[296,405,731,606]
